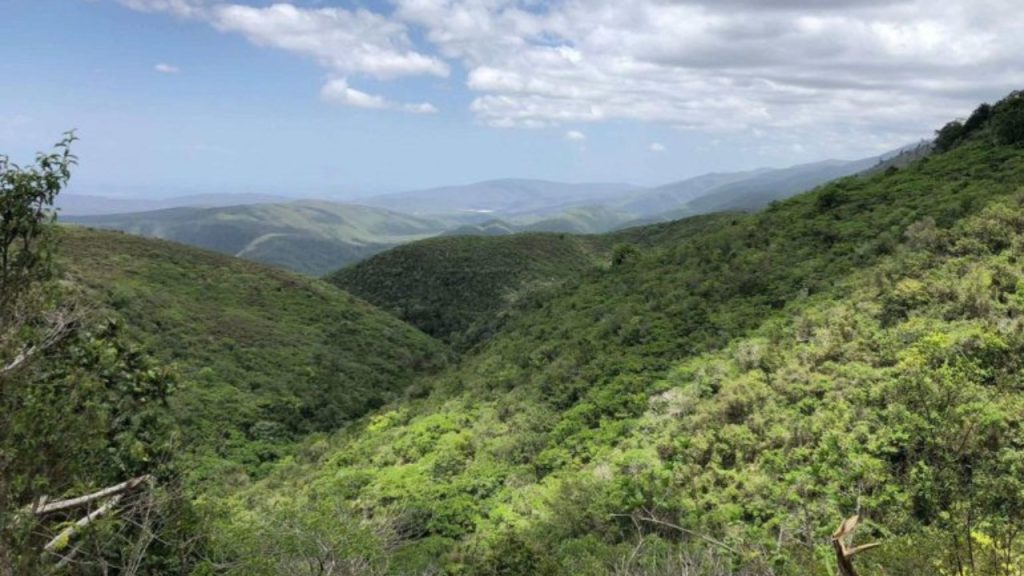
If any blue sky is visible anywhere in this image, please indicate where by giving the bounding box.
[3,0,1022,198]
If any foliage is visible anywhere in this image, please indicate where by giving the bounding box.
[58,227,448,482]
[329,233,610,348]
[0,135,195,575]
[206,94,1024,574]
[0,131,74,317]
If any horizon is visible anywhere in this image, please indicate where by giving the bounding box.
[5,1,1020,199]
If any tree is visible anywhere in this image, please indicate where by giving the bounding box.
[934,120,965,153]
[612,243,639,267]
[0,135,191,574]
[992,92,1024,147]
[0,131,75,318]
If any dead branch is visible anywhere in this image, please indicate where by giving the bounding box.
[1,309,77,378]
[26,475,152,516]
[43,493,124,555]
[832,515,881,576]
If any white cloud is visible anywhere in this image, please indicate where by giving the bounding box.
[320,78,437,114]
[117,0,206,18]
[154,63,180,74]
[564,130,587,142]
[211,3,449,80]
[394,0,1024,156]
[402,102,440,114]
[649,142,666,153]
[120,0,447,117]
[118,0,1024,155]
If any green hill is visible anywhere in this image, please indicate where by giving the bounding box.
[58,226,446,481]
[330,213,737,349]
[208,93,1024,574]
[65,200,453,276]
[329,233,611,348]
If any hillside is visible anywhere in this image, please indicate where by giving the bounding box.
[58,227,447,481]
[65,200,452,275]
[616,155,883,226]
[210,94,1024,574]
[329,233,610,347]
[331,212,738,349]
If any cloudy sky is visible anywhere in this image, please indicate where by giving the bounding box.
[2,0,1022,197]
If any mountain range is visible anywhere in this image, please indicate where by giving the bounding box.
[66,150,908,275]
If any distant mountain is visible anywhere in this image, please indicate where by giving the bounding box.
[55,192,291,216]
[359,178,639,217]
[61,151,922,275]
[612,170,765,217]
[65,200,451,275]
[616,154,894,225]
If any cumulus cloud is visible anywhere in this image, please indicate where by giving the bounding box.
[211,3,449,80]
[394,0,1024,155]
[649,142,666,153]
[320,78,438,114]
[118,0,1024,155]
[564,130,587,142]
[120,0,446,116]
[154,63,180,74]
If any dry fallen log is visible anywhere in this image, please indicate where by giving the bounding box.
[832,515,881,576]
[19,475,155,565]
[26,475,152,516]
[43,494,124,554]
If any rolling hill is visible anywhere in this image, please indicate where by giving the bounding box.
[65,200,454,276]
[57,226,447,481]
[329,233,610,348]
[214,93,1024,574]
[331,212,737,348]
[55,191,290,216]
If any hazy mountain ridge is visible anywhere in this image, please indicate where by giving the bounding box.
[63,149,921,275]
[65,200,454,275]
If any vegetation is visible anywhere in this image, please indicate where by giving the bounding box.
[329,233,610,348]
[58,226,447,482]
[0,134,189,574]
[208,91,1024,574]
[9,92,1024,575]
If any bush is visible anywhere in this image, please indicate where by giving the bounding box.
[993,92,1024,146]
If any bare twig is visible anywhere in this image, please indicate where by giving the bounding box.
[612,509,739,555]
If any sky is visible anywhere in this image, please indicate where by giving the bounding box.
[2,0,1023,198]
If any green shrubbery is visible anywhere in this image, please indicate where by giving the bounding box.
[200,93,1024,574]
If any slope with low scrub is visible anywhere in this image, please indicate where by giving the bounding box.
[204,94,1024,574]
[58,227,447,482]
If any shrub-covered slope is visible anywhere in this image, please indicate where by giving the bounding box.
[328,233,610,347]
[58,227,446,480]
[210,94,1024,574]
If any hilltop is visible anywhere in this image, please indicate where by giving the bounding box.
[331,212,736,349]
[329,233,609,347]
